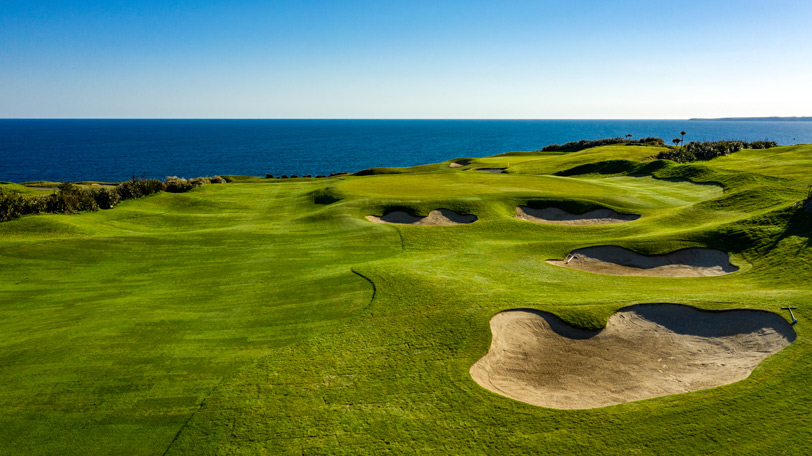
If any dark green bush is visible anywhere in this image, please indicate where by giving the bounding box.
[189,177,210,187]
[657,140,777,163]
[658,148,696,164]
[116,181,140,199]
[117,178,166,200]
[0,191,26,221]
[747,140,778,149]
[145,178,166,194]
[44,183,99,214]
[209,176,226,184]
[542,137,664,152]
[165,177,193,193]
[91,187,121,209]
[1,175,198,223]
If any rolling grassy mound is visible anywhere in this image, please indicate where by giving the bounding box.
[1,144,810,455]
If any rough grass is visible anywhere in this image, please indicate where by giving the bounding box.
[0,182,58,196]
[1,145,810,455]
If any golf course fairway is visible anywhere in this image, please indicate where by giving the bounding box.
[1,143,810,455]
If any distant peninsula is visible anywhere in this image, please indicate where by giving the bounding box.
[690,116,812,121]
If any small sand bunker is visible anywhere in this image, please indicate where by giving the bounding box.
[476,168,506,173]
[548,246,738,277]
[449,160,471,168]
[516,206,640,225]
[470,304,795,409]
[366,209,477,225]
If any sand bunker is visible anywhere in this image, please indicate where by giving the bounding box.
[516,206,640,225]
[366,209,477,225]
[547,246,738,277]
[470,304,795,409]
[449,160,471,168]
[476,168,506,173]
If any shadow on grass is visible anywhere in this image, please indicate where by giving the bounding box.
[773,207,811,253]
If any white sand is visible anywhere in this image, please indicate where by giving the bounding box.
[516,206,640,225]
[470,305,795,409]
[366,208,477,225]
[547,246,738,277]
[449,160,471,168]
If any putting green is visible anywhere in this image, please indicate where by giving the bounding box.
[339,172,721,208]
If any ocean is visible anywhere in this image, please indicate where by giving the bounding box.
[1,119,811,183]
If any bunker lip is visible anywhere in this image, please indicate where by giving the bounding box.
[449,160,471,168]
[475,168,506,173]
[470,304,796,410]
[366,208,477,225]
[547,246,738,277]
[516,206,640,225]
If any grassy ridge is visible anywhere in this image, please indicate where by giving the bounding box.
[1,145,810,454]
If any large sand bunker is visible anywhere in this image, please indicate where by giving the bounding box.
[449,160,471,168]
[516,206,640,225]
[547,246,738,277]
[470,304,795,409]
[366,209,477,225]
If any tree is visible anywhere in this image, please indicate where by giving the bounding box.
[625,134,632,142]
[680,130,687,145]
[672,138,682,147]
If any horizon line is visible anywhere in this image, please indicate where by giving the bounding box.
[0,117,699,121]
[3,116,810,121]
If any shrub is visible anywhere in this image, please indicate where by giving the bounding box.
[210,176,226,184]
[42,183,99,214]
[656,140,777,163]
[542,137,664,152]
[266,174,274,179]
[58,182,79,194]
[117,178,166,200]
[91,187,121,209]
[189,177,210,187]
[3,184,105,222]
[165,176,193,193]
[24,194,48,214]
[45,192,73,214]
[0,191,27,221]
[144,178,166,195]
[748,140,778,149]
[658,149,696,164]
[1,177,168,223]
[657,141,777,163]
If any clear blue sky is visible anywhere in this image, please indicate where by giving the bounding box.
[1,0,810,118]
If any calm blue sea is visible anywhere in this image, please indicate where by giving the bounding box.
[2,119,811,182]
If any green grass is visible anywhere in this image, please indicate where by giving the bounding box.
[1,145,811,455]
[0,182,58,196]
